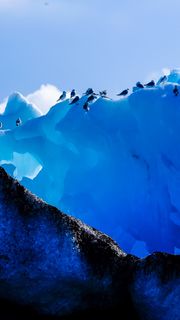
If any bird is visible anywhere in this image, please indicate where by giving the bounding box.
[87,94,97,103]
[158,75,167,85]
[0,122,2,129]
[70,89,76,99]
[83,102,90,112]
[69,96,80,105]
[16,118,22,127]
[144,80,155,87]
[173,85,179,96]
[99,90,112,100]
[57,91,66,102]
[136,82,144,88]
[99,90,107,97]
[84,88,94,95]
[117,89,129,96]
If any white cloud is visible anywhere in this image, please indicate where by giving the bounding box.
[26,84,61,114]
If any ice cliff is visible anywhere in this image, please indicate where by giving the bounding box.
[1,70,180,257]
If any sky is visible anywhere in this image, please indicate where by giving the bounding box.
[0,0,180,109]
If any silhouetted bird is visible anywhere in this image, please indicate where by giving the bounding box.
[99,90,107,96]
[0,122,2,129]
[69,96,80,105]
[16,118,22,127]
[99,90,112,100]
[173,85,179,96]
[84,88,94,95]
[70,89,76,98]
[117,89,129,96]
[158,75,167,84]
[136,82,144,88]
[83,102,90,112]
[57,91,66,102]
[144,80,155,87]
[87,94,97,103]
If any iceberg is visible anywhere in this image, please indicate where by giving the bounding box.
[0,92,42,130]
[0,70,180,257]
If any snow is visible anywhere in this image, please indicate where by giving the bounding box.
[0,69,180,258]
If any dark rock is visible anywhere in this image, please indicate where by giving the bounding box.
[131,252,180,320]
[0,167,138,319]
[0,167,179,320]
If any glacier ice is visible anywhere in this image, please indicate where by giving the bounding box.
[0,70,180,258]
[0,92,42,130]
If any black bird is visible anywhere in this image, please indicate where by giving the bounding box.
[144,80,155,87]
[83,102,90,112]
[136,82,144,88]
[69,96,80,105]
[87,94,97,103]
[158,75,167,84]
[57,91,66,102]
[117,89,129,96]
[99,90,112,100]
[99,90,107,97]
[173,85,179,96]
[84,88,94,95]
[70,89,76,99]
[16,118,22,127]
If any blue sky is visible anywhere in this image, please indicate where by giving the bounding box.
[0,0,180,101]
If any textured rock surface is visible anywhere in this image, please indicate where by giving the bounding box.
[0,167,179,319]
[132,253,180,320]
[0,167,138,319]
